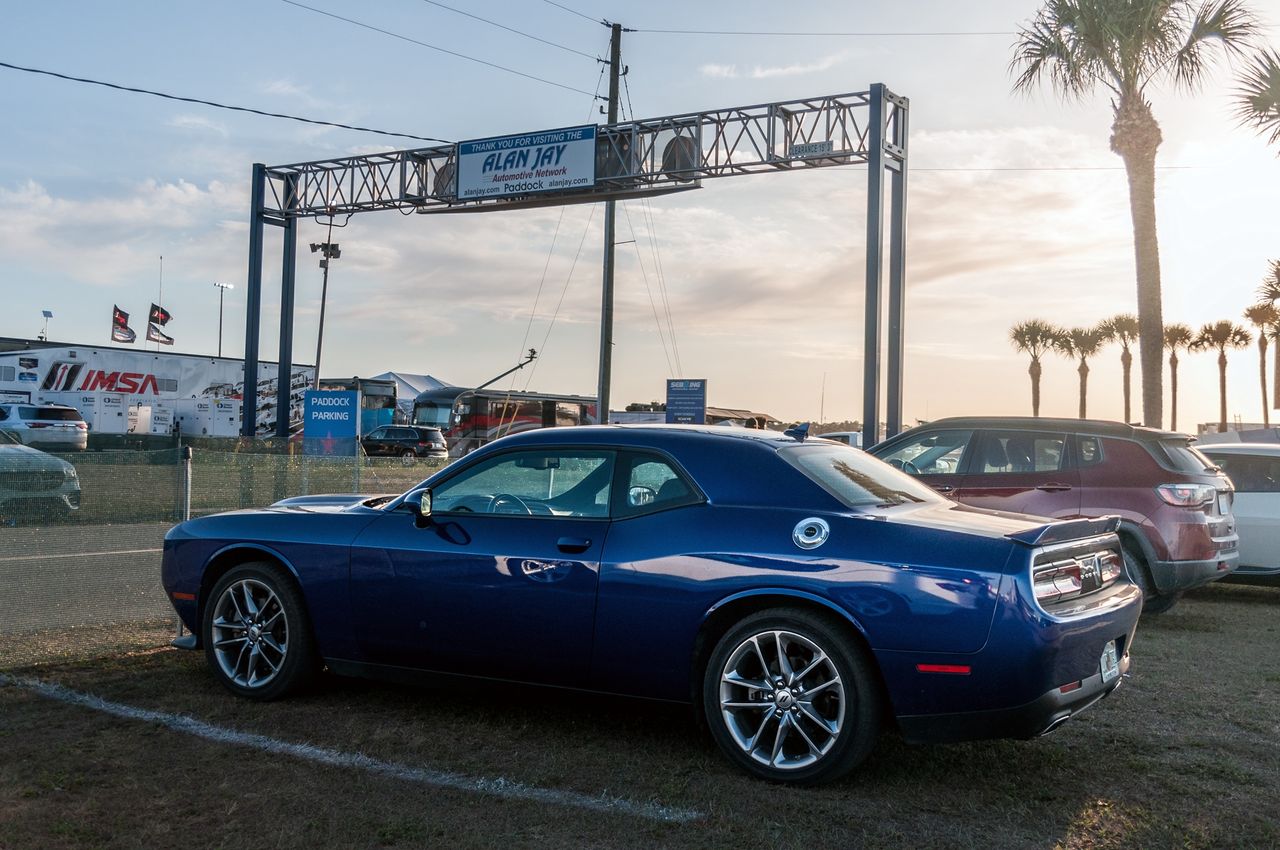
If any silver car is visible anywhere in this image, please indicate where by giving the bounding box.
[0,430,81,522]
[0,402,89,451]
[1198,443,1280,584]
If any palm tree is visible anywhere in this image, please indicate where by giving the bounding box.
[1012,0,1257,430]
[1234,48,1280,146]
[1259,261,1280,408]
[1053,326,1107,418]
[1242,302,1278,426]
[1191,321,1253,433]
[1100,314,1141,423]
[1010,320,1064,417]
[1163,323,1194,431]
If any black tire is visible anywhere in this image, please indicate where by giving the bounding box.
[1123,546,1181,615]
[702,607,880,785]
[202,561,318,700]
[400,449,417,466]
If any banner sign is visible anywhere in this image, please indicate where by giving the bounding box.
[303,390,359,456]
[665,379,707,425]
[456,125,596,201]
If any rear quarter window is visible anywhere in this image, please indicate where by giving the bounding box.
[1150,439,1214,474]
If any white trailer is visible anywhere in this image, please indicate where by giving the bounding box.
[0,343,313,437]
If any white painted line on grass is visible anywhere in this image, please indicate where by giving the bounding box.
[0,548,162,563]
[0,674,703,824]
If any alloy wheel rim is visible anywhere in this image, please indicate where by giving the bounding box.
[719,629,845,770]
[211,578,288,689]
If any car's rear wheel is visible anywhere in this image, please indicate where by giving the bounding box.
[1122,546,1181,615]
[203,562,317,700]
[400,449,417,465]
[703,607,880,785]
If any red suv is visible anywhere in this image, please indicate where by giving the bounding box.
[869,417,1238,613]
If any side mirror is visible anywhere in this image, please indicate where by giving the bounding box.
[404,488,432,525]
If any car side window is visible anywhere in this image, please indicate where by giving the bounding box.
[975,431,1065,474]
[392,428,416,440]
[366,427,386,440]
[1076,435,1104,467]
[432,450,615,517]
[1213,454,1280,493]
[878,429,971,475]
[614,452,701,518]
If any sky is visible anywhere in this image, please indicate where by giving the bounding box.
[2,0,1279,431]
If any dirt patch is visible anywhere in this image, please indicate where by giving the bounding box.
[2,584,1279,849]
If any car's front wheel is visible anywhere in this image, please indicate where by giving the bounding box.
[203,562,317,700]
[703,607,880,785]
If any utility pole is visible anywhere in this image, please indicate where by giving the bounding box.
[309,240,341,390]
[213,282,234,357]
[596,22,622,426]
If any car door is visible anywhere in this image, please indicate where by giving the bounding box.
[873,428,974,498]
[952,429,1080,518]
[348,447,615,686]
[362,426,388,456]
[1210,452,1280,569]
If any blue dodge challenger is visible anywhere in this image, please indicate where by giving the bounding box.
[163,425,1141,784]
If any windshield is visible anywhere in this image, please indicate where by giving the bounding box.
[20,406,81,421]
[780,444,942,508]
[414,402,452,427]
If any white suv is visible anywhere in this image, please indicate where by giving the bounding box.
[0,402,89,451]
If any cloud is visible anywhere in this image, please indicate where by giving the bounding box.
[167,114,229,137]
[699,54,846,80]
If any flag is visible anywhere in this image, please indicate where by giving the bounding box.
[149,303,172,325]
[111,305,136,343]
[147,322,174,345]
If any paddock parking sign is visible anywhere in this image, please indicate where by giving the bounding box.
[303,390,359,456]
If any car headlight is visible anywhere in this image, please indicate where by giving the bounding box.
[63,465,78,481]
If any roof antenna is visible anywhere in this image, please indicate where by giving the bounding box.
[784,422,810,442]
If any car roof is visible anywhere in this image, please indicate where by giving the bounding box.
[887,416,1186,442]
[491,423,800,450]
[1196,442,1280,455]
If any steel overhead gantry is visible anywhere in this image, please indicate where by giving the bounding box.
[243,85,908,448]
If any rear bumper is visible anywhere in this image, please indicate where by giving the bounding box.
[898,650,1130,744]
[1151,552,1236,594]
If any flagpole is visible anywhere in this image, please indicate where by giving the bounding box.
[156,255,164,352]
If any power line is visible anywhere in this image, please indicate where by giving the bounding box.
[631,27,1014,37]
[0,59,449,143]
[416,0,598,59]
[539,0,604,26]
[280,0,603,98]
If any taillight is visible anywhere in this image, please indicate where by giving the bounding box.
[1033,550,1122,605]
[1155,483,1215,507]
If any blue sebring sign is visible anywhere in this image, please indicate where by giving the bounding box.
[665,379,707,425]
[456,125,596,201]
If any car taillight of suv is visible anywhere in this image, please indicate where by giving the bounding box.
[868,417,1238,615]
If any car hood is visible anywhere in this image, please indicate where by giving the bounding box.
[0,444,72,472]
[269,493,397,511]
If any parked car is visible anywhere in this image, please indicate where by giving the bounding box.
[360,425,447,461]
[1197,443,1279,584]
[0,402,88,451]
[870,417,1238,613]
[163,425,1140,785]
[0,429,81,521]
[816,430,862,448]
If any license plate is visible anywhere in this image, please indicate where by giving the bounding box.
[1100,640,1120,684]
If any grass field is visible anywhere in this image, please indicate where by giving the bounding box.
[2,583,1278,849]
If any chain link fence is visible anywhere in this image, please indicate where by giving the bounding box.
[0,445,447,669]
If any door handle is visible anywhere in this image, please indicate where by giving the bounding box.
[931,485,955,494]
[1035,483,1072,492]
[557,536,592,554]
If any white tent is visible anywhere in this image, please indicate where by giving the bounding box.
[369,371,454,421]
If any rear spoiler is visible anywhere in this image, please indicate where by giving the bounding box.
[1005,515,1120,547]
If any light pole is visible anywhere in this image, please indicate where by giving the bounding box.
[309,241,340,389]
[38,310,52,341]
[213,282,234,357]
